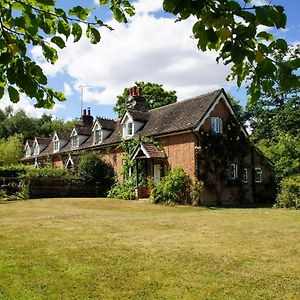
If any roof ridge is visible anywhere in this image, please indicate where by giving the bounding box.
[148,88,223,113]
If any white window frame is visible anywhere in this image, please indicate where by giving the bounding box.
[211,117,223,134]
[71,136,79,149]
[25,147,31,157]
[229,163,238,180]
[33,144,39,155]
[53,136,60,153]
[124,121,133,138]
[243,168,248,183]
[93,129,102,145]
[255,167,262,183]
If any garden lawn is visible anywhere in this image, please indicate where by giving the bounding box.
[0,198,299,299]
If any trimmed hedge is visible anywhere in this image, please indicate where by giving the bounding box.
[0,165,28,178]
[275,175,300,209]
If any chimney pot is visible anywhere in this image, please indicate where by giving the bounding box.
[87,107,91,116]
[137,87,142,96]
[83,109,86,116]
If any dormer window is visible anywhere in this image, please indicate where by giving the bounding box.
[53,136,59,153]
[25,147,31,157]
[126,122,133,136]
[71,136,79,149]
[211,117,223,134]
[94,129,102,144]
[33,143,39,155]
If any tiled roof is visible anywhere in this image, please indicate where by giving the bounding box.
[126,109,149,122]
[35,137,52,145]
[56,131,70,140]
[96,118,116,131]
[75,125,92,136]
[21,89,223,160]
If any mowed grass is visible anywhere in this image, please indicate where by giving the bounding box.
[0,199,299,299]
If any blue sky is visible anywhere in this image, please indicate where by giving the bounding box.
[3,0,300,120]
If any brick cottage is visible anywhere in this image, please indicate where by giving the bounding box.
[21,87,275,205]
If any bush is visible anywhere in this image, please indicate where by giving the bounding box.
[275,175,300,209]
[77,152,115,190]
[150,167,192,205]
[0,165,28,177]
[26,167,73,178]
[107,177,136,200]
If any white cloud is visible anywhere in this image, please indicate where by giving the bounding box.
[63,82,73,97]
[31,0,232,107]
[1,93,65,118]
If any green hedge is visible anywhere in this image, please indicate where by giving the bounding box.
[107,177,136,200]
[275,175,300,209]
[0,165,29,177]
[25,167,74,178]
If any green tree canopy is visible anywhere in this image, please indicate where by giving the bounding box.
[0,107,78,140]
[0,0,299,108]
[0,134,23,166]
[114,81,177,117]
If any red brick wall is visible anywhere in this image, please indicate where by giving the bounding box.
[101,147,124,181]
[202,98,230,132]
[158,132,197,180]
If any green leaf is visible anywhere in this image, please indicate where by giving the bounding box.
[57,20,70,39]
[230,44,245,64]
[0,86,4,99]
[69,6,91,21]
[72,23,82,42]
[42,44,58,64]
[36,0,55,5]
[54,91,67,102]
[51,36,65,49]
[86,27,101,44]
[8,86,20,103]
[257,31,274,41]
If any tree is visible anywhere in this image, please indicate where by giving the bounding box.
[0,1,299,108]
[114,81,177,117]
[0,134,23,166]
[0,0,134,108]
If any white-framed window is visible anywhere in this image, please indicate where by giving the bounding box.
[211,117,223,134]
[243,168,248,183]
[229,163,238,180]
[53,136,60,153]
[124,122,133,138]
[33,144,39,155]
[25,147,31,157]
[255,167,262,183]
[71,136,79,149]
[93,129,102,145]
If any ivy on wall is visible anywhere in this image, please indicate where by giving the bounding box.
[197,116,249,202]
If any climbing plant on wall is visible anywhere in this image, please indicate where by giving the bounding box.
[197,116,249,202]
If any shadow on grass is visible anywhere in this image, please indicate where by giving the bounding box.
[207,202,274,210]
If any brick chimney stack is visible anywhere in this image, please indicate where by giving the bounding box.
[126,85,146,112]
[81,107,93,127]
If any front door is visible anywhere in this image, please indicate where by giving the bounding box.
[153,164,161,185]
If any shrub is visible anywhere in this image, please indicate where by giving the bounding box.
[274,175,300,209]
[26,167,73,178]
[77,152,115,190]
[107,177,136,200]
[0,164,28,177]
[150,167,192,205]
[191,180,204,205]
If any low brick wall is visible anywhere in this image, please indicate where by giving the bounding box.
[27,177,103,199]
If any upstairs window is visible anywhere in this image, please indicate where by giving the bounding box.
[53,136,59,153]
[25,147,31,157]
[33,144,39,155]
[211,117,223,134]
[94,129,102,145]
[255,167,262,183]
[123,122,133,138]
[229,163,238,180]
[71,136,79,149]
